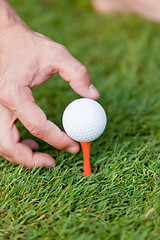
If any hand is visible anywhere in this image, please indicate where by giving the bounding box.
[0,25,99,168]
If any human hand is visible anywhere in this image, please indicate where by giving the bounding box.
[0,24,99,168]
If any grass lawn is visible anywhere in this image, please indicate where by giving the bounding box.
[0,0,160,239]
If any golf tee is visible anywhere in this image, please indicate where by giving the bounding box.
[80,142,92,176]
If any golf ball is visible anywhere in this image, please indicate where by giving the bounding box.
[62,98,107,142]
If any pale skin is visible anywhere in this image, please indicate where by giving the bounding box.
[2,0,157,170]
[92,0,160,23]
[0,0,100,168]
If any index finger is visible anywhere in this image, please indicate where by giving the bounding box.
[49,45,100,99]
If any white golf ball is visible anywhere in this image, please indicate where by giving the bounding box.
[62,98,107,142]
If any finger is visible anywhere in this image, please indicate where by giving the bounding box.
[5,143,56,169]
[0,121,56,169]
[52,46,100,99]
[13,143,56,168]
[21,139,39,150]
[14,88,79,153]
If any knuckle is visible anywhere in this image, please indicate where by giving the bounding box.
[29,123,45,138]
[58,44,68,53]
[54,44,68,55]
[77,65,89,78]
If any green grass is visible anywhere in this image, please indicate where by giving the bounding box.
[0,0,160,239]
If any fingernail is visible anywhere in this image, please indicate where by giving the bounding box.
[46,160,56,168]
[66,146,79,154]
[89,84,100,99]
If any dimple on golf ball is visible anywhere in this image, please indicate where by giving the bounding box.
[62,98,107,142]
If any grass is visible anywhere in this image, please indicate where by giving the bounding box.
[0,0,160,239]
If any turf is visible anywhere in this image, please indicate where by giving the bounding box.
[0,0,160,239]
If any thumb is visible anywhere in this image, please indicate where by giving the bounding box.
[54,46,100,99]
